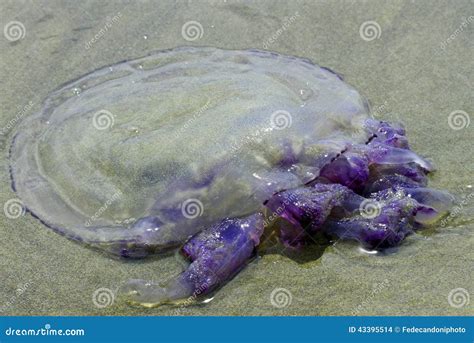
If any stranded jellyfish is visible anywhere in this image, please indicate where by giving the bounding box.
[9,47,453,307]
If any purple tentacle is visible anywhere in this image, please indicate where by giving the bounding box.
[264,184,351,248]
[121,119,454,308]
[120,213,264,306]
[263,120,453,250]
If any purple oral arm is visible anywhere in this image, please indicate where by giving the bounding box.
[316,120,433,193]
[264,183,353,248]
[121,213,264,306]
[265,184,454,250]
[120,120,453,306]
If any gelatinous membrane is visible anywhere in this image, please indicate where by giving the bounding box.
[10,47,369,256]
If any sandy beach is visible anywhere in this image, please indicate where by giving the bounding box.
[0,0,472,315]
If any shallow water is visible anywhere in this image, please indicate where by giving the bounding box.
[0,0,472,315]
